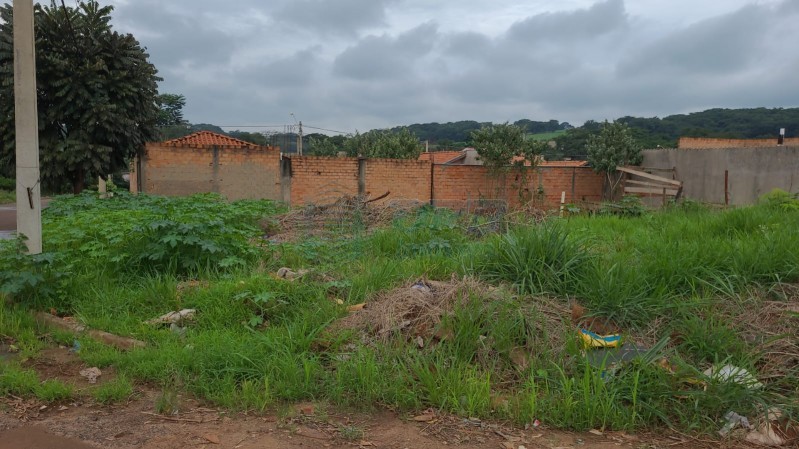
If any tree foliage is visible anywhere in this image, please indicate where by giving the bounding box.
[156,93,186,127]
[343,128,422,159]
[556,107,799,152]
[308,134,344,156]
[0,1,161,193]
[586,120,642,197]
[470,123,545,172]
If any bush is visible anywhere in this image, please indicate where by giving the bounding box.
[759,188,799,211]
[0,175,13,190]
[468,224,590,295]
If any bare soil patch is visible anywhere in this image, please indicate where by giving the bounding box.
[0,344,732,449]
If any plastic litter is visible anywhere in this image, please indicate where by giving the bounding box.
[410,281,432,294]
[585,343,649,379]
[579,328,621,348]
[703,364,764,390]
[719,411,752,436]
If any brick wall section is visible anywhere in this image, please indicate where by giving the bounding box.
[679,137,799,149]
[288,156,361,205]
[432,165,604,209]
[364,158,432,204]
[137,143,281,200]
[138,146,604,210]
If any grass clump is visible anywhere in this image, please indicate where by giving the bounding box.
[92,375,134,404]
[467,224,589,295]
[0,363,72,403]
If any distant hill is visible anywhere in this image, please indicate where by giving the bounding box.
[555,107,799,157]
[391,119,572,149]
[156,107,799,158]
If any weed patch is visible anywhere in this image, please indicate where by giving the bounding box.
[3,192,799,437]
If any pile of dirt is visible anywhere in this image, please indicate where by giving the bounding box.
[329,277,499,343]
[328,277,575,357]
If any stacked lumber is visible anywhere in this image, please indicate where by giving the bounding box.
[617,166,683,199]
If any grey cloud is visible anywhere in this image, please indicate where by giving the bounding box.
[274,0,393,36]
[237,49,320,88]
[105,0,799,131]
[111,1,264,69]
[332,22,438,80]
[618,4,772,77]
[444,32,492,59]
[506,0,628,44]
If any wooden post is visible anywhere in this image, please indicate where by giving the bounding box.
[662,187,667,207]
[724,170,729,206]
[559,191,566,217]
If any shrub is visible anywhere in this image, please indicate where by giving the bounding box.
[468,224,590,295]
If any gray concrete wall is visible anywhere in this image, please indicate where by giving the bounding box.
[642,147,799,205]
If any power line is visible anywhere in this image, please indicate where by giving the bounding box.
[303,125,352,134]
[215,125,286,128]
[210,124,353,134]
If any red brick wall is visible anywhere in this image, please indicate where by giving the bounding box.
[364,159,432,204]
[140,147,605,210]
[678,137,799,149]
[432,165,603,210]
[288,156,360,205]
[137,143,281,200]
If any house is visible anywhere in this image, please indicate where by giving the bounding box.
[131,131,282,201]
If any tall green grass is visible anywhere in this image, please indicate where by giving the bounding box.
[2,193,798,434]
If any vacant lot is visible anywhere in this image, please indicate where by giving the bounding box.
[2,190,798,447]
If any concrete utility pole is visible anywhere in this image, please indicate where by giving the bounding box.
[297,121,303,156]
[13,0,42,254]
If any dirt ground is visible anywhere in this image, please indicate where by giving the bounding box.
[0,345,749,449]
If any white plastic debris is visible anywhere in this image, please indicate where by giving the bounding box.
[703,364,764,390]
[719,411,752,436]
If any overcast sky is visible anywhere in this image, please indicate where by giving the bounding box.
[106,0,799,134]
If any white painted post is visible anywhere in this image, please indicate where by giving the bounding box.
[13,0,42,254]
[559,191,566,217]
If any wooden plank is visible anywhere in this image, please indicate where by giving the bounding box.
[617,166,682,186]
[624,186,679,196]
[625,179,675,188]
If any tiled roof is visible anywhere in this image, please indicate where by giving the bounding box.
[418,151,465,164]
[538,160,589,167]
[163,131,260,148]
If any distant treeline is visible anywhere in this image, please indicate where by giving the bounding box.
[552,108,798,158]
[392,119,572,148]
[158,107,799,159]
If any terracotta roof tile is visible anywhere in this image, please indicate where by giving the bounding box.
[538,160,589,167]
[163,131,260,148]
[418,151,465,164]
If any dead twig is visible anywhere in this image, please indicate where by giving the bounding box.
[140,412,204,423]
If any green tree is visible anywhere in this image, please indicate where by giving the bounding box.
[308,134,343,156]
[470,123,544,172]
[343,128,422,159]
[586,120,642,198]
[0,1,161,193]
[156,93,187,127]
[156,93,189,140]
